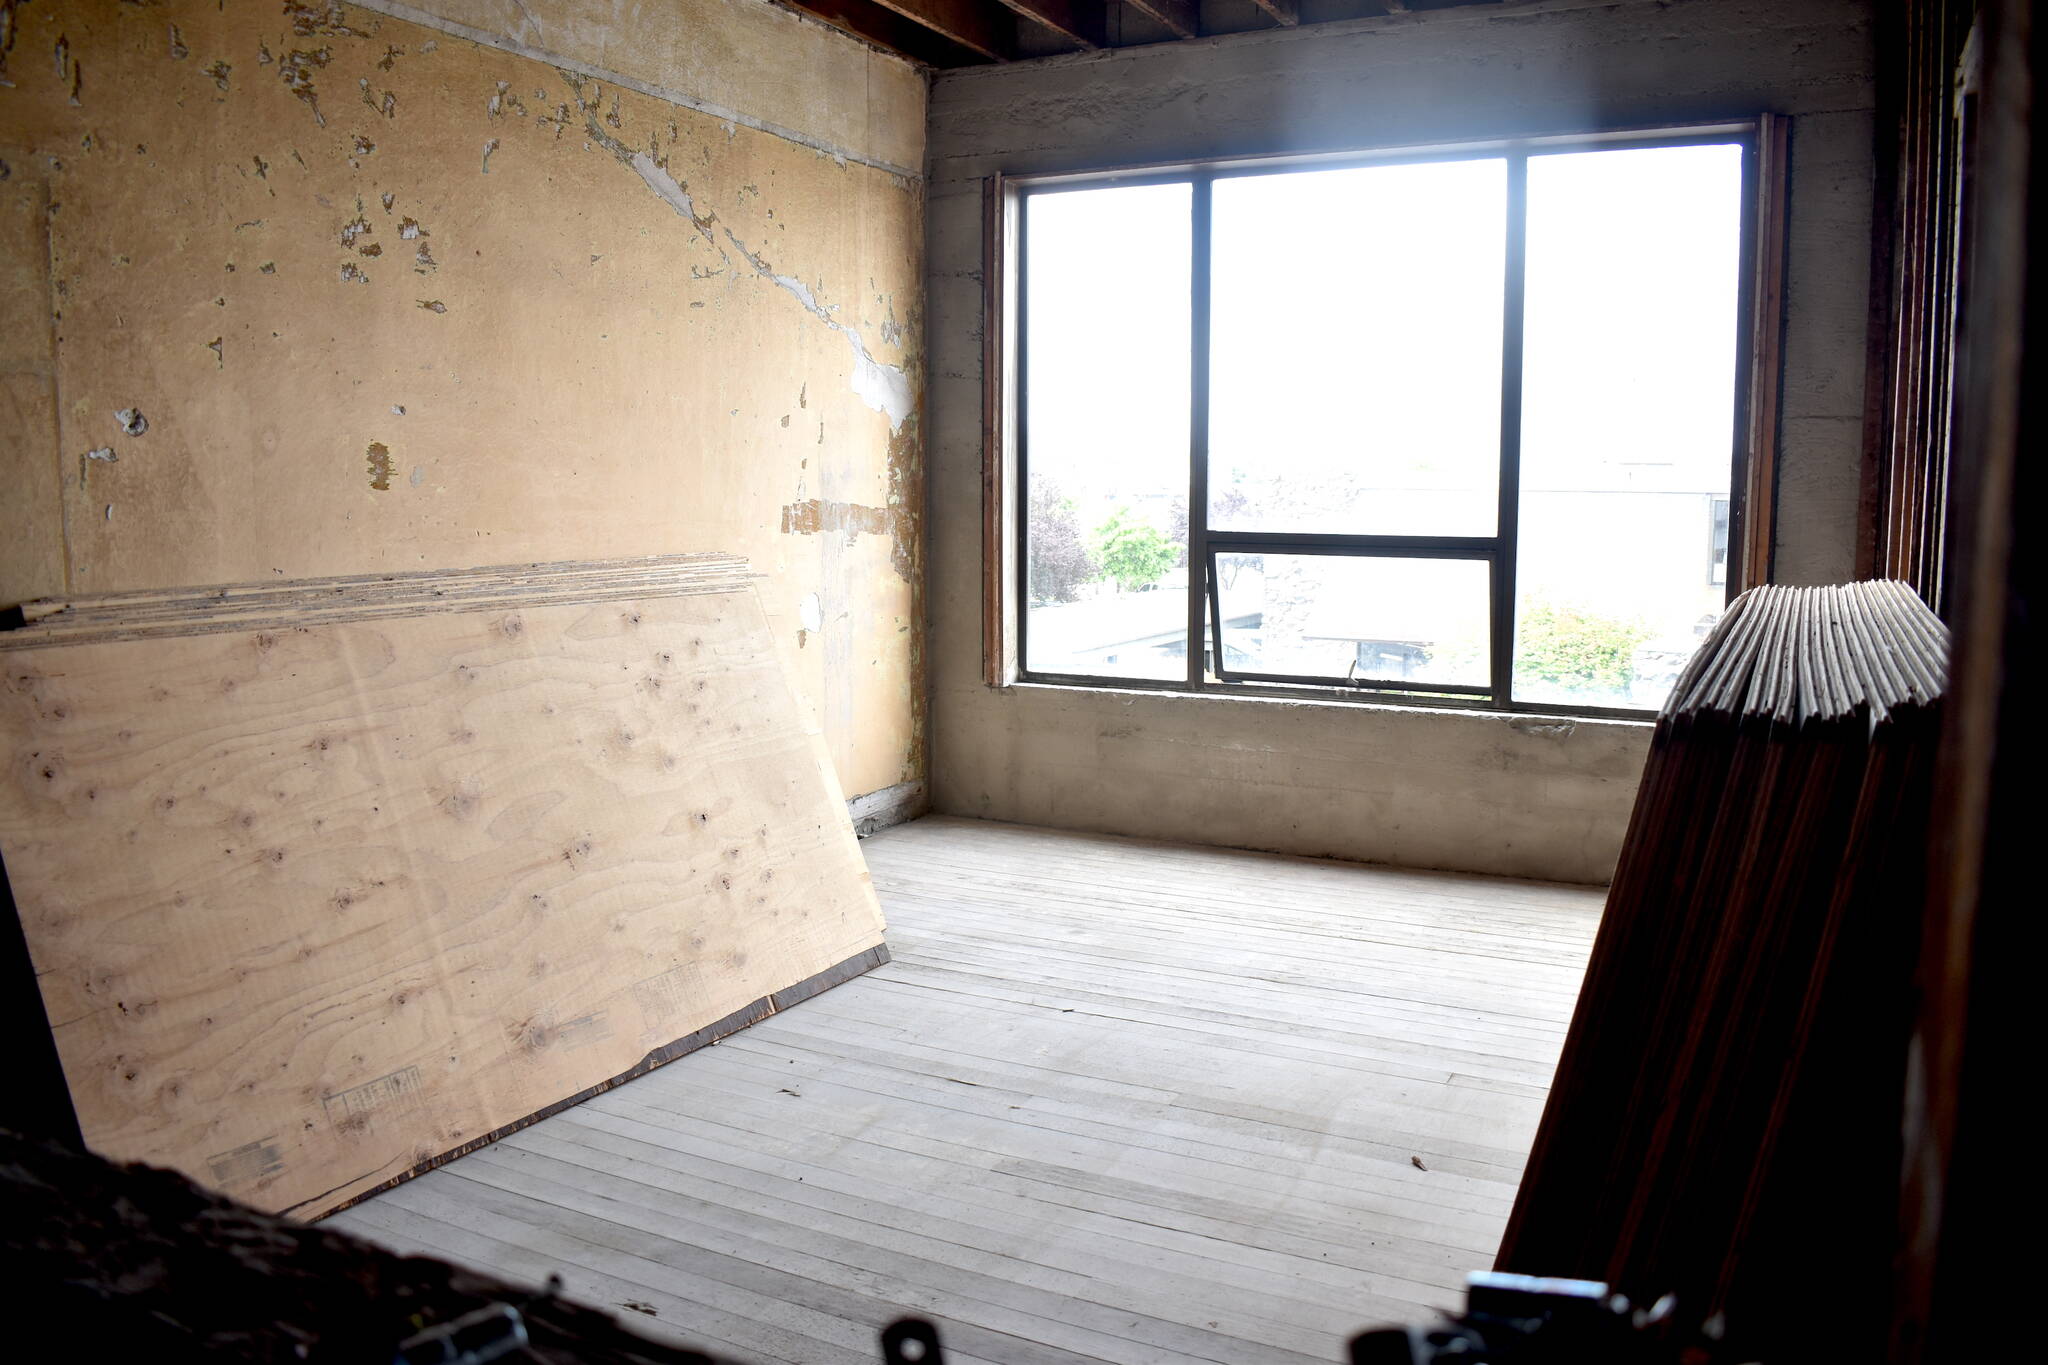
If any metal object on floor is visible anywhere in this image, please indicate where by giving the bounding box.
[1348,1272,1720,1364]
[394,1303,530,1365]
[881,1317,947,1365]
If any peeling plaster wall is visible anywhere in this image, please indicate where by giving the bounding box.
[0,0,927,802]
[924,0,1877,883]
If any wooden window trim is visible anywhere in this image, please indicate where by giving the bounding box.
[1736,112,1790,594]
[980,175,1019,687]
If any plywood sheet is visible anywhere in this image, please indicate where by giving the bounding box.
[0,567,887,1218]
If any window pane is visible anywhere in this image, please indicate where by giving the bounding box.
[1515,143,1743,709]
[1214,554,1490,687]
[1209,159,1506,537]
[1024,183,1191,680]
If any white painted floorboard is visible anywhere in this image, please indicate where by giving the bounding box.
[327,816,1605,1365]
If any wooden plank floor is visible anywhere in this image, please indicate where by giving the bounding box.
[327,816,1604,1365]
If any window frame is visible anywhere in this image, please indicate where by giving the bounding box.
[986,119,1785,720]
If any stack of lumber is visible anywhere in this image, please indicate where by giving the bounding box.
[1496,580,1947,1360]
[0,554,888,1220]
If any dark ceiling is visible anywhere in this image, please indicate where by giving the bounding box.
[782,0,1517,68]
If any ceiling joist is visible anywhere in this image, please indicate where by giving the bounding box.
[791,0,994,66]
[993,0,1108,48]
[866,0,1019,59]
[785,0,1508,69]
[1123,0,1199,39]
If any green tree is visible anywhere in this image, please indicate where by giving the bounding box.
[1092,507,1178,593]
[1513,601,1653,695]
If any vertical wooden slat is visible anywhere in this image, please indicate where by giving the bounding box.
[1894,2,2032,1358]
[1867,0,1976,607]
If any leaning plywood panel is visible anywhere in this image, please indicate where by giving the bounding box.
[0,577,886,1219]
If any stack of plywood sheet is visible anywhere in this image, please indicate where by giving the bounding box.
[0,554,887,1219]
[1496,580,1947,1360]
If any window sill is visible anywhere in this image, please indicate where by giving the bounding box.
[995,675,1659,729]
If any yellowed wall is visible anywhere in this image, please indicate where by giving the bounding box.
[0,0,926,800]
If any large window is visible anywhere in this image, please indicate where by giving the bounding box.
[1013,127,1766,716]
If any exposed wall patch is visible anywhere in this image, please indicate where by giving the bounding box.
[284,1,362,39]
[278,46,331,126]
[780,499,913,584]
[366,442,393,491]
[847,335,914,432]
[627,151,697,220]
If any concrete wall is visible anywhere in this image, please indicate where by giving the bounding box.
[925,0,1878,883]
[0,0,927,804]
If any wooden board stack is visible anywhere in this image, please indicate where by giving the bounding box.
[0,555,888,1220]
[3,553,756,642]
[1495,580,1947,1360]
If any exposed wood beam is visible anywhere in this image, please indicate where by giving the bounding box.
[1125,0,1198,39]
[865,0,1019,59]
[788,0,993,66]
[992,0,1107,47]
[1249,0,1300,25]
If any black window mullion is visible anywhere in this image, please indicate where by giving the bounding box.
[1493,153,1530,708]
[1207,531,1496,555]
[1187,174,1214,687]
[1206,542,1498,691]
